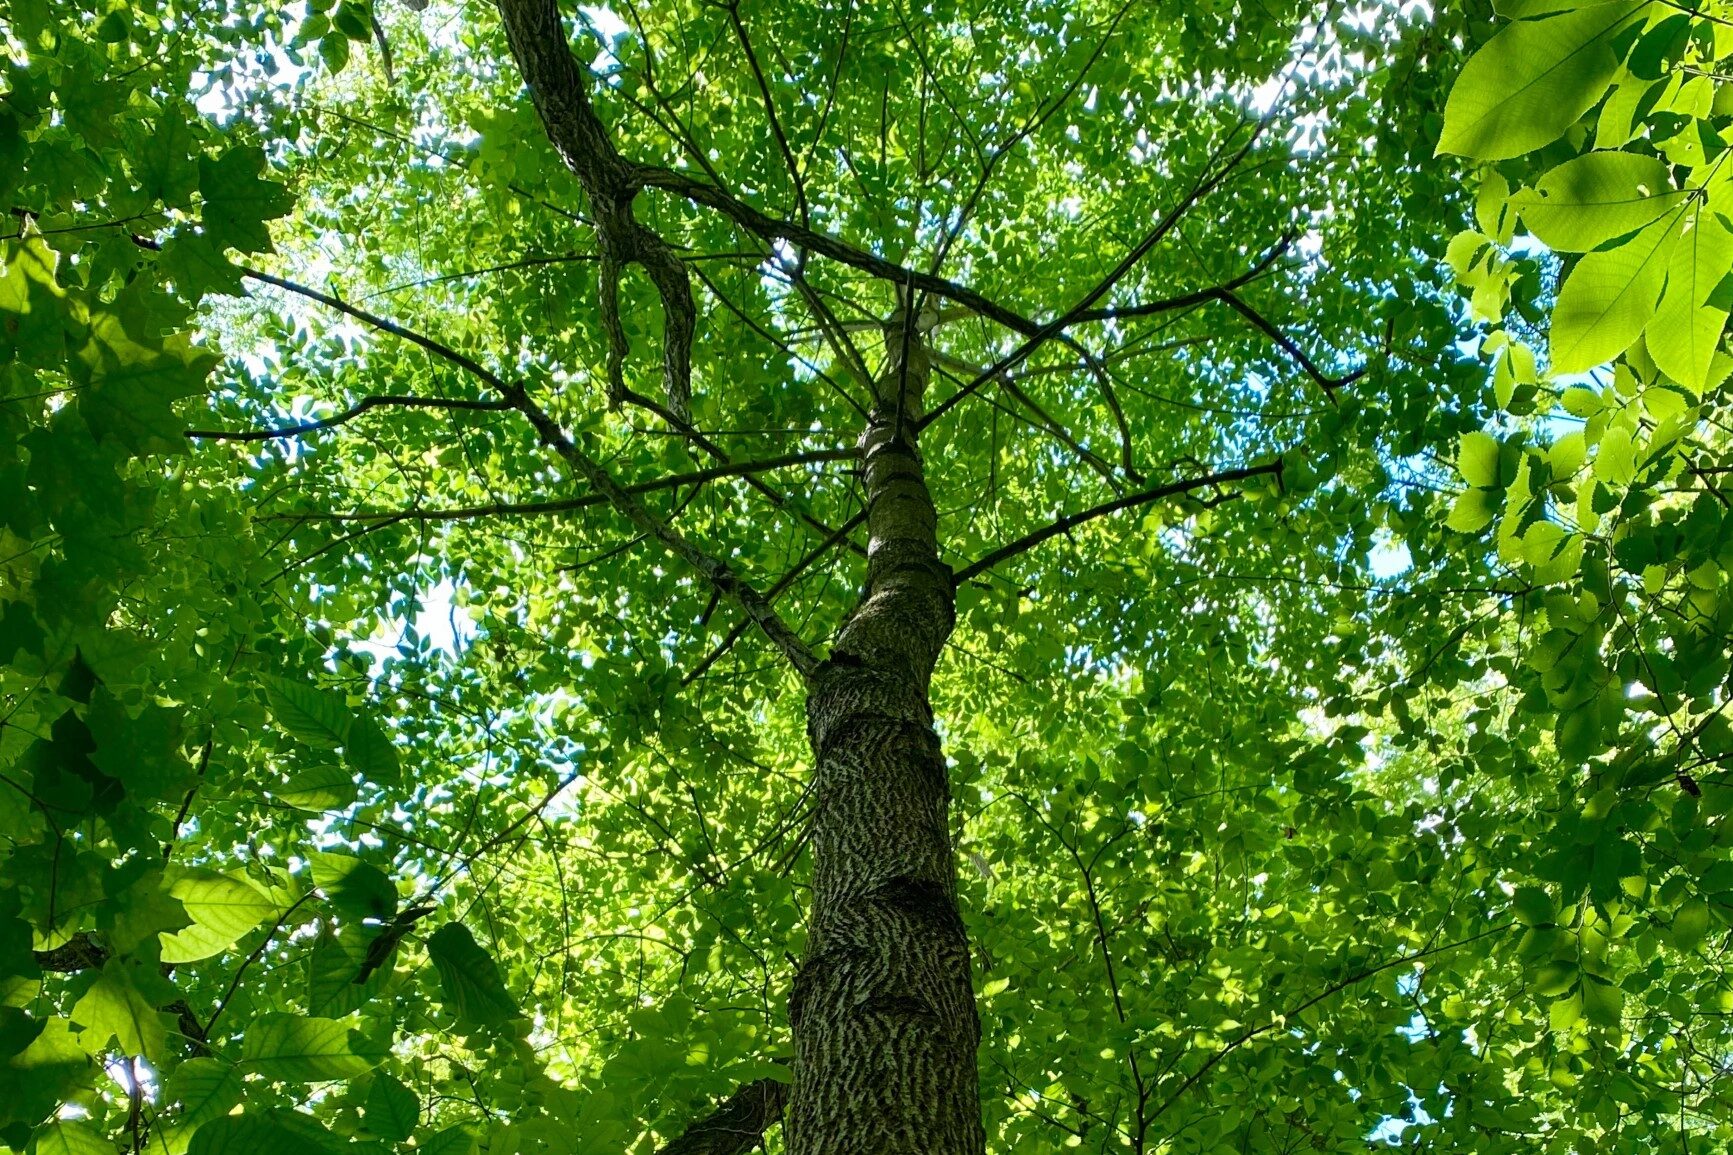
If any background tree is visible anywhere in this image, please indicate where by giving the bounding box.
[3,0,1732,1153]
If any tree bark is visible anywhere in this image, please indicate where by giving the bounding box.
[659,1078,789,1155]
[488,4,982,1145]
[791,311,983,1155]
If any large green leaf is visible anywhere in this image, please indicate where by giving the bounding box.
[308,853,397,921]
[1456,431,1502,487]
[362,1075,419,1143]
[1648,204,1733,389]
[160,870,281,963]
[0,1014,95,1129]
[241,1014,388,1082]
[25,1122,109,1155]
[164,1058,245,1130]
[1516,152,1686,251]
[262,677,352,751]
[1496,0,1628,16]
[198,146,294,255]
[425,924,521,1029]
[307,924,385,1017]
[70,963,166,1062]
[274,765,358,813]
[342,715,400,786]
[185,1112,332,1155]
[0,239,68,368]
[1438,3,1645,160]
[1551,211,1678,372]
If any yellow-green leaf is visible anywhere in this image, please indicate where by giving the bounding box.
[160,870,281,963]
[1648,207,1733,389]
[1457,431,1503,488]
[1516,152,1685,252]
[241,1013,387,1082]
[1447,488,1500,533]
[1551,213,1678,373]
[1438,3,1645,161]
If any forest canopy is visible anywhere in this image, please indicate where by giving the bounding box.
[3,0,1733,1152]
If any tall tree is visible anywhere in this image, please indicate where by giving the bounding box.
[5,0,1733,1153]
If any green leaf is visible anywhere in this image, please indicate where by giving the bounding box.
[263,677,352,750]
[158,231,250,302]
[0,239,69,370]
[1648,207,1733,390]
[27,1121,111,1155]
[1513,885,1557,926]
[425,923,521,1028]
[1581,973,1623,1026]
[279,768,352,820]
[0,1014,95,1126]
[1516,152,1686,252]
[1437,3,1644,160]
[160,870,282,963]
[308,852,397,921]
[198,146,294,254]
[186,1112,332,1155]
[241,1013,387,1082]
[1496,0,1627,15]
[1551,213,1678,373]
[363,1074,419,1142]
[342,715,400,786]
[71,962,167,1062]
[1672,900,1711,950]
[1550,991,1585,1030]
[307,925,372,1016]
[164,1059,245,1129]
[1557,696,1605,759]
[1457,431,1502,488]
[1532,961,1577,996]
[1595,424,1637,485]
[131,106,202,208]
[276,765,358,812]
[1447,488,1501,533]
[74,328,217,458]
[417,1126,476,1155]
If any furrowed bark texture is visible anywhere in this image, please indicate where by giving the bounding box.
[659,1078,789,1155]
[791,317,983,1155]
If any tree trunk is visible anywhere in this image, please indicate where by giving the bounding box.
[790,312,983,1155]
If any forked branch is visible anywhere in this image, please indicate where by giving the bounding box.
[495,0,696,420]
[954,459,1284,585]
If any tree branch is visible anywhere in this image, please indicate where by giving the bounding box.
[724,3,809,227]
[683,507,869,686]
[1144,922,1515,1127]
[929,351,1121,488]
[1061,237,1366,398]
[502,384,821,677]
[658,1077,789,1155]
[157,243,820,679]
[33,931,109,973]
[953,460,1284,586]
[1212,289,1365,399]
[224,265,517,395]
[495,0,696,419]
[272,448,854,522]
[616,384,868,560]
[921,122,1269,430]
[186,394,514,441]
[1064,234,1293,324]
[636,165,1050,339]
